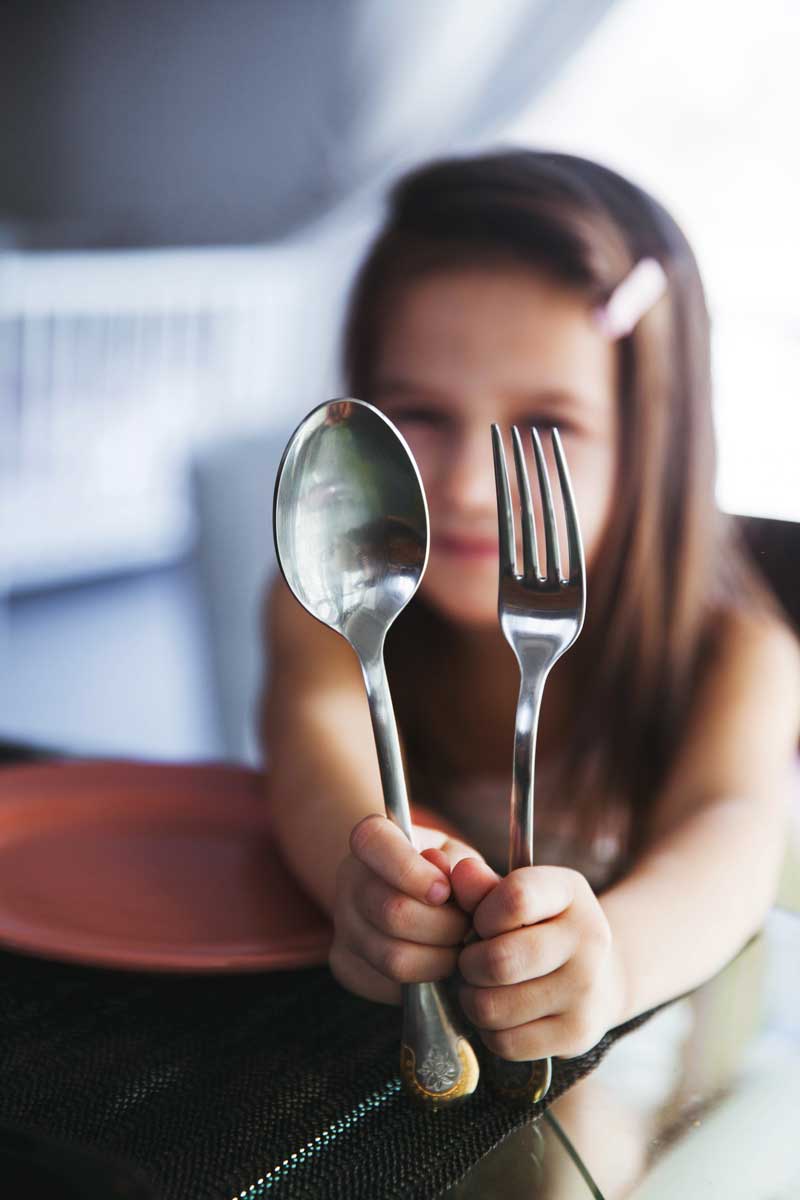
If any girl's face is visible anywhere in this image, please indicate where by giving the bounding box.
[371,266,618,629]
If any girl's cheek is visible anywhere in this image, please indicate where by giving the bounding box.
[571,445,615,567]
[396,427,444,486]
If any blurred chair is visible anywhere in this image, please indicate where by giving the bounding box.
[191,429,290,764]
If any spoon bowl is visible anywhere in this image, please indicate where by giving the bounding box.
[274,398,428,661]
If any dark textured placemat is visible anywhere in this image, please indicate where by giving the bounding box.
[0,743,667,1198]
[0,944,667,1200]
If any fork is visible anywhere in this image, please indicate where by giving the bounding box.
[487,423,586,1102]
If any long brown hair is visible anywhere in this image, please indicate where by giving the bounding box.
[342,150,768,856]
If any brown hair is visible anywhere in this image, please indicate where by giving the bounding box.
[343,150,770,857]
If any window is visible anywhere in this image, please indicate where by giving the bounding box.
[508,0,800,520]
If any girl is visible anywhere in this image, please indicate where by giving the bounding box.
[260,151,800,1063]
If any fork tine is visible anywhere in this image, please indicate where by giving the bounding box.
[491,424,517,576]
[511,426,539,579]
[551,428,585,586]
[530,427,561,582]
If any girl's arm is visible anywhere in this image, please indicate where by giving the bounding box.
[598,611,800,1025]
[260,573,388,913]
[259,575,476,1002]
[450,611,800,1061]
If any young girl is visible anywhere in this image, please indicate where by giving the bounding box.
[260,151,800,1063]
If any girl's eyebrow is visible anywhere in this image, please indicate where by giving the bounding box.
[373,379,603,417]
[514,387,602,415]
[372,378,455,406]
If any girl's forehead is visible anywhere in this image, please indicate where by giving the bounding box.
[374,267,615,414]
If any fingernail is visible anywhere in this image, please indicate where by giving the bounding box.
[426,879,450,905]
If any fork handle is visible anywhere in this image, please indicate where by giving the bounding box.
[509,664,550,871]
[487,664,553,1104]
[359,651,479,1105]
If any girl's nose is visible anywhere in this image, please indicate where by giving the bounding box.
[439,425,497,515]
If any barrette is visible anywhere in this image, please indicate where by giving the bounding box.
[593,257,667,340]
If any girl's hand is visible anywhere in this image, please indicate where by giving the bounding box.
[329,814,478,1005]
[450,858,625,1061]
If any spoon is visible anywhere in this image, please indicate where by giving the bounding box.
[273,398,479,1104]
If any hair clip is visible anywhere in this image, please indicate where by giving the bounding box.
[593,258,668,340]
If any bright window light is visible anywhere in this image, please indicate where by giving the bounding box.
[507,0,800,521]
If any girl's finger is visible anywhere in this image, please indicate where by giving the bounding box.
[458,920,575,987]
[420,847,452,877]
[349,814,451,904]
[458,969,567,1031]
[329,941,401,1006]
[479,1014,566,1063]
[450,856,500,914]
[472,865,577,939]
[357,871,470,946]
[436,837,491,873]
[417,832,491,876]
[343,904,460,985]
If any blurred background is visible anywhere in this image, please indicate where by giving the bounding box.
[0,0,798,765]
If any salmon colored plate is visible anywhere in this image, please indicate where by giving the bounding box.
[0,761,334,974]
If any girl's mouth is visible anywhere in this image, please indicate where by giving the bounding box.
[432,533,500,560]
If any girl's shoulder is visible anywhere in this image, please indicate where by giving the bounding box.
[691,601,800,762]
[647,604,800,844]
[704,602,800,704]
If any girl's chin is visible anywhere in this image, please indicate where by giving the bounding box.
[419,579,497,629]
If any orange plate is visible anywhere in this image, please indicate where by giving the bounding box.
[0,761,334,974]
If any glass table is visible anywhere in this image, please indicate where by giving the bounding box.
[448,905,800,1198]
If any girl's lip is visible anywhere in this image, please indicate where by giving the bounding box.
[432,533,499,559]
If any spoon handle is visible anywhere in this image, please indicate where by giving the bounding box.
[360,652,479,1104]
[359,652,415,841]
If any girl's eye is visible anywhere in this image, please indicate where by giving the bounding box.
[387,407,449,430]
[519,416,573,436]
